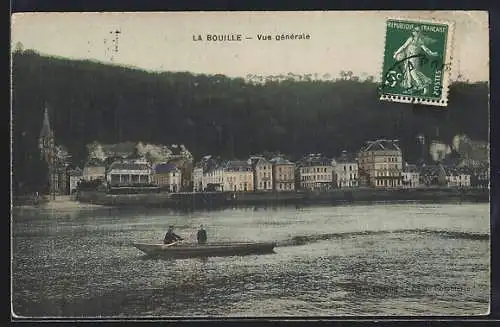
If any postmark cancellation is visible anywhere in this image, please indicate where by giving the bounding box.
[380,18,455,107]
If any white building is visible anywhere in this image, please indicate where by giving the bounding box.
[203,166,225,191]
[68,167,83,194]
[192,165,204,192]
[297,154,333,190]
[270,157,295,192]
[358,139,403,188]
[249,156,273,191]
[402,163,420,188]
[444,167,471,187]
[332,151,358,188]
[83,161,106,181]
[107,159,153,186]
[152,163,182,192]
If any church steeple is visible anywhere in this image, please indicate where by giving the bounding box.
[40,107,53,140]
[39,107,55,161]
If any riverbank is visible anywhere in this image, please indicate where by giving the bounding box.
[13,195,109,211]
[75,187,489,209]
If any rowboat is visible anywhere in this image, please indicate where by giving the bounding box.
[132,241,276,259]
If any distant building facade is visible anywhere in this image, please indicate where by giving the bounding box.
[107,159,153,186]
[444,166,471,187]
[270,157,295,191]
[358,139,403,188]
[83,161,106,181]
[296,154,333,191]
[152,163,182,192]
[192,165,204,192]
[223,160,253,192]
[68,167,83,194]
[332,151,358,188]
[402,163,420,188]
[249,156,273,191]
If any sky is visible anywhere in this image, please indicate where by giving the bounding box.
[11,11,489,82]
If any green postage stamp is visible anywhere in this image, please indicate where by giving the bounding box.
[380,18,454,107]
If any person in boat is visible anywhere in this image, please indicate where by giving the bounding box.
[197,225,207,245]
[164,226,183,245]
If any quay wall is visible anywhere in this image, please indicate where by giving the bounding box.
[75,187,489,208]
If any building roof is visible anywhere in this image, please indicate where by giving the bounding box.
[403,164,419,173]
[443,165,471,176]
[298,154,331,167]
[270,157,294,165]
[224,160,252,172]
[155,163,179,174]
[249,156,270,167]
[109,160,151,171]
[335,151,357,164]
[361,139,401,152]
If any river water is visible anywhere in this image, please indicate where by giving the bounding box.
[12,202,490,317]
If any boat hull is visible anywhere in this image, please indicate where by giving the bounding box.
[133,242,276,259]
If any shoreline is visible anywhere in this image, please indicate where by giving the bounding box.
[72,187,490,209]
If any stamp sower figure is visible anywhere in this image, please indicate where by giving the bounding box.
[392,26,438,95]
[197,225,207,245]
[164,225,183,245]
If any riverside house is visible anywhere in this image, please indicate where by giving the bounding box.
[402,163,420,188]
[67,167,83,195]
[358,139,403,188]
[107,158,153,186]
[419,164,447,187]
[444,166,471,187]
[223,160,253,192]
[332,151,358,188]
[192,155,224,192]
[270,157,295,191]
[296,154,333,191]
[83,160,106,182]
[192,164,204,192]
[203,162,225,192]
[152,163,182,192]
[249,156,273,191]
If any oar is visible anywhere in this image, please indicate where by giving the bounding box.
[164,241,179,247]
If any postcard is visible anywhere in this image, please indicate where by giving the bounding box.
[11,11,490,318]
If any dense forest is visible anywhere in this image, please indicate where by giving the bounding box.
[11,50,489,194]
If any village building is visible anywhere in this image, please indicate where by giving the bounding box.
[67,167,83,195]
[296,154,333,191]
[469,164,489,188]
[332,151,358,188]
[419,164,447,187]
[83,159,106,181]
[402,163,420,188]
[249,156,273,191]
[270,157,295,191]
[192,156,225,192]
[106,159,153,186]
[152,163,182,192]
[192,164,204,192]
[358,139,403,188]
[444,166,471,187]
[223,160,253,192]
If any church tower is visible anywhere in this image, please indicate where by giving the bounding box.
[39,107,55,163]
[39,107,56,197]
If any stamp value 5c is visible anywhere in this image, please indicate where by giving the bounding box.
[380,18,454,107]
